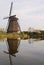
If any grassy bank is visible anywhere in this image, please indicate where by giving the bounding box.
[0,32,29,39]
[0,30,42,39]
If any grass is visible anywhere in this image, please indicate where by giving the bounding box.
[0,32,29,39]
[0,31,42,40]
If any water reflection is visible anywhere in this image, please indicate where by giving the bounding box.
[28,38,44,44]
[4,39,20,65]
[0,37,44,65]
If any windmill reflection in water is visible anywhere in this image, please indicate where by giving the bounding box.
[4,39,20,65]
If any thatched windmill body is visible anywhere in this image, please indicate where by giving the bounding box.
[4,2,21,33]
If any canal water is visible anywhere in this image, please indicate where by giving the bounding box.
[0,38,44,65]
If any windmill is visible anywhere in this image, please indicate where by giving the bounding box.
[4,2,21,33]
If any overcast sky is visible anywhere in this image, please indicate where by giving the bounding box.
[0,0,44,31]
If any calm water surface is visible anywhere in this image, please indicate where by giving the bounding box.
[0,38,44,65]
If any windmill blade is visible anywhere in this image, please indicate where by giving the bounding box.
[3,17,9,19]
[17,21,21,32]
[3,15,16,19]
[9,2,13,16]
[3,2,13,20]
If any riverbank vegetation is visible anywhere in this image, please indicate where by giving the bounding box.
[0,28,43,40]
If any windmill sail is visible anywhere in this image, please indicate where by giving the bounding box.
[9,2,13,16]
